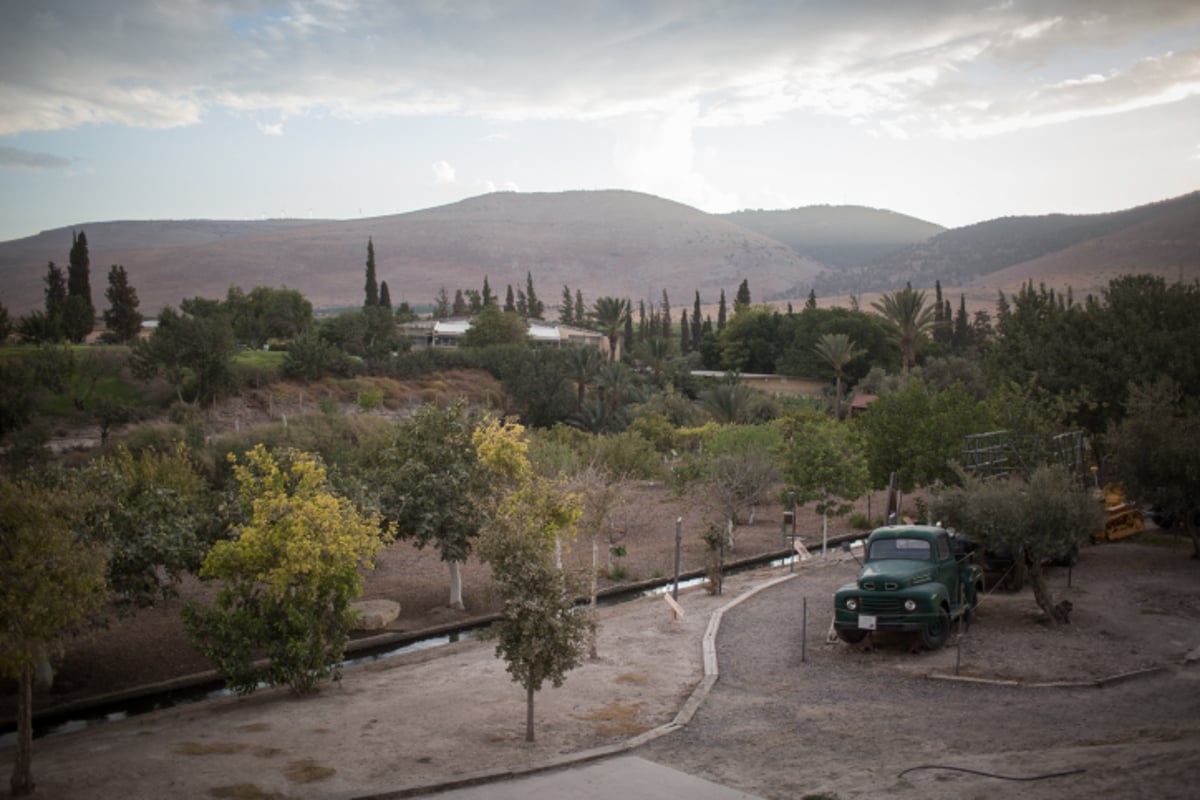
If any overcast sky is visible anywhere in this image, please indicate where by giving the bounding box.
[1,0,1198,242]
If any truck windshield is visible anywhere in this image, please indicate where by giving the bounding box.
[869,538,931,561]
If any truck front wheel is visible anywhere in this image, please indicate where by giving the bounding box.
[919,608,950,650]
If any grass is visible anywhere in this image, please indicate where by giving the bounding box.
[577,701,649,736]
[232,349,287,368]
[283,759,337,783]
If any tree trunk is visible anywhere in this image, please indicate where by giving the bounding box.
[525,684,536,742]
[447,560,464,610]
[1029,562,1072,625]
[589,536,599,660]
[11,664,34,797]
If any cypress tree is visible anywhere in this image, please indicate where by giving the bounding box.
[44,262,66,320]
[660,290,671,339]
[64,231,94,341]
[525,272,544,319]
[453,289,468,317]
[734,279,751,311]
[379,280,392,312]
[691,291,702,350]
[805,289,817,311]
[102,264,143,342]
[574,290,585,324]
[364,239,379,308]
[560,285,574,324]
[505,285,517,313]
[680,309,690,353]
[482,276,495,307]
[717,289,727,332]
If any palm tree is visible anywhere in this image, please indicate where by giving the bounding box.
[635,336,675,386]
[698,377,754,424]
[813,333,866,419]
[871,285,938,372]
[564,344,603,410]
[590,296,630,362]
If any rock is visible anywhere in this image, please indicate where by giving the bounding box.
[351,599,401,631]
[1185,645,1200,664]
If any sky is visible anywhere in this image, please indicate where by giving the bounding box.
[1,0,1199,243]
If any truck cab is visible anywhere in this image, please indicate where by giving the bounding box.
[833,525,983,650]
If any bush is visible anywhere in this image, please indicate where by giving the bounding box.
[627,412,678,454]
[587,430,663,480]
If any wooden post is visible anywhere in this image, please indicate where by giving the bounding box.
[801,597,808,663]
[672,517,682,600]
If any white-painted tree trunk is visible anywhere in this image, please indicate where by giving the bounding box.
[589,535,599,660]
[448,560,464,610]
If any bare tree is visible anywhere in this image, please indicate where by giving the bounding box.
[567,463,629,658]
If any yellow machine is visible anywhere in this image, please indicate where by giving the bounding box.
[1095,482,1145,542]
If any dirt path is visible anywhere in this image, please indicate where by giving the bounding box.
[640,538,1200,800]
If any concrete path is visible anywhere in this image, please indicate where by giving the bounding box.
[425,756,763,799]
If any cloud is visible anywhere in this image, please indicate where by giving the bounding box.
[610,102,740,213]
[1,1,1198,140]
[0,146,71,169]
[431,160,456,184]
[256,121,284,136]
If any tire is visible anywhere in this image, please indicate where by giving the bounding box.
[837,629,868,644]
[919,607,950,650]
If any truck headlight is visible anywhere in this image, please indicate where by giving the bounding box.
[846,598,859,612]
[903,599,917,612]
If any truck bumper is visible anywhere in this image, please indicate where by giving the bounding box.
[833,617,928,633]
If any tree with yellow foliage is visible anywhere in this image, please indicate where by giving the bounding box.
[474,417,592,742]
[184,445,390,695]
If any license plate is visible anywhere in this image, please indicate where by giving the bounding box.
[858,614,877,630]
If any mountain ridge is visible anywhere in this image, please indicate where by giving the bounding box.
[1,189,1197,317]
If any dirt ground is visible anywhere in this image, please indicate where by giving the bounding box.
[3,491,1200,799]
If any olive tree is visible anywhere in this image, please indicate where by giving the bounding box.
[359,400,487,610]
[932,466,1102,624]
[1105,377,1200,557]
[183,446,390,695]
[1,479,108,797]
[775,410,869,530]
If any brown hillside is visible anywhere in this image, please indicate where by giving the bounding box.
[0,190,823,315]
[970,193,1200,298]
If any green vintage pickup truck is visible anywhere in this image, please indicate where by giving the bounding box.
[833,525,984,650]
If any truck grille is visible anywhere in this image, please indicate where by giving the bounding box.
[860,597,905,614]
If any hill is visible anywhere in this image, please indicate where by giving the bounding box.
[718,205,945,268]
[817,191,1200,297]
[0,191,823,316]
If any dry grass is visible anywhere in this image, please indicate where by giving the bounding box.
[614,672,649,685]
[235,723,272,733]
[175,741,248,756]
[576,701,649,736]
[283,759,337,784]
[207,784,288,799]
